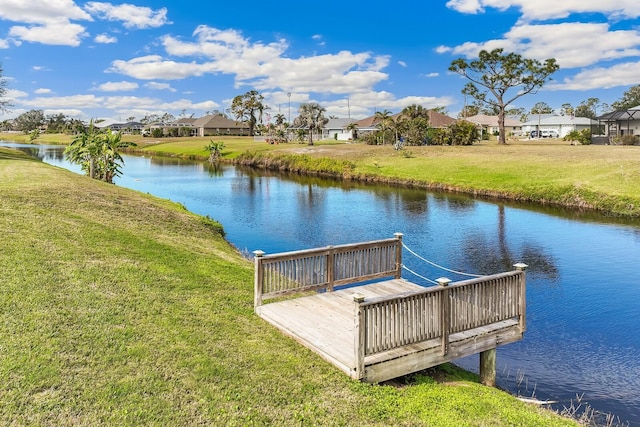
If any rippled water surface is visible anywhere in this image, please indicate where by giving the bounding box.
[6,143,640,425]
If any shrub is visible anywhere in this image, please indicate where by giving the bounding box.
[428,128,451,145]
[620,135,638,145]
[450,120,479,145]
[563,129,591,145]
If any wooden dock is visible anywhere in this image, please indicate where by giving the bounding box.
[253,234,527,384]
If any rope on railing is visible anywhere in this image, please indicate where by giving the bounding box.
[402,243,484,278]
[401,264,439,285]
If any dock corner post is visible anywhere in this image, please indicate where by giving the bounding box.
[394,233,404,279]
[353,293,366,380]
[436,277,451,356]
[513,263,528,333]
[253,250,265,310]
[479,348,497,387]
[327,245,335,292]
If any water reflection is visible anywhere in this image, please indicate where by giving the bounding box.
[3,141,640,426]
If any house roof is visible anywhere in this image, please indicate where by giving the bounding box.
[464,114,522,127]
[324,118,357,129]
[355,109,456,129]
[192,115,248,129]
[597,106,640,121]
[174,117,197,125]
[426,110,456,127]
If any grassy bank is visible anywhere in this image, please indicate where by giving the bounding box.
[2,132,638,216]
[0,147,576,426]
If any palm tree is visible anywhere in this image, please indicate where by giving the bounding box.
[374,110,393,144]
[345,122,359,140]
[100,129,135,183]
[294,102,328,145]
[398,104,431,146]
[274,113,288,143]
[64,122,135,183]
[65,120,103,179]
[400,104,429,120]
[230,90,267,136]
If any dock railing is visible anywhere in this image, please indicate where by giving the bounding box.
[353,266,526,378]
[253,233,403,308]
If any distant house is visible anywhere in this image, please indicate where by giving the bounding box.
[597,106,640,137]
[95,119,144,134]
[322,118,358,141]
[353,110,457,137]
[464,114,523,137]
[192,115,249,137]
[521,115,597,138]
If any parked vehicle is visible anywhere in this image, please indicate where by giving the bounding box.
[531,130,559,138]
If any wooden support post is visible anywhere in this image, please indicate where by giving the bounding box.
[480,348,497,387]
[436,277,451,356]
[514,263,528,333]
[353,293,366,380]
[327,246,335,292]
[394,232,404,279]
[253,250,265,309]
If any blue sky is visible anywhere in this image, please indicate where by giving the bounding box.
[1,0,639,122]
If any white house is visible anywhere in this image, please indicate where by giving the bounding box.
[322,118,358,141]
[521,115,597,138]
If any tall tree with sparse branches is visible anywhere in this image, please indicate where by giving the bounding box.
[0,63,11,113]
[449,48,559,144]
[611,85,640,111]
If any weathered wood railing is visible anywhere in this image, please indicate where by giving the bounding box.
[253,233,403,308]
[353,266,526,378]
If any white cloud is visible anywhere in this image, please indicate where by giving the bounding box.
[107,26,393,98]
[108,55,219,80]
[145,82,177,92]
[445,0,640,21]
[550,61,640,90]
[424,72,439,78]
[95,33,117,44]
[9,22,88,46]
[0,0,92,24]
[6,88,28,99]
[32,65,49,71]
[95,81,139,92]
[398,61,407,67]
[0,38,9,49]
[445,0,483,14]
[34,88,52,94]
[84,2,170,29]
[440,23,640,69]
[0,0,92,46]
[157,26,391,94]
[21,94,105,108]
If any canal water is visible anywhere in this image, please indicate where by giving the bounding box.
[4,142,640,425]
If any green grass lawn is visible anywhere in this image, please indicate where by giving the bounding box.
[0,147,577,426]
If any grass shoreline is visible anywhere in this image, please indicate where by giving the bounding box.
[0,145,580,425]
[3,132,640,216]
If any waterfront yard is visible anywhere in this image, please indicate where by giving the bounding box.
[0,146,578,426]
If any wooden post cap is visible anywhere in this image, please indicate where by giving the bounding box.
[436,277,452,287]
[513,263,528,271]
[253,250,265,257]
[353,293,365,303]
